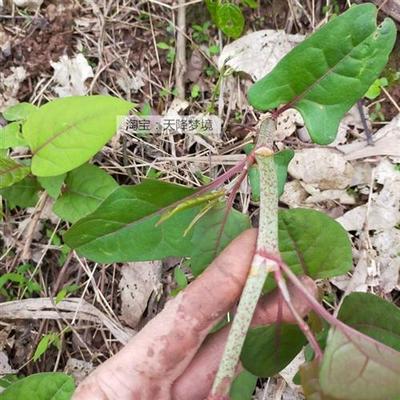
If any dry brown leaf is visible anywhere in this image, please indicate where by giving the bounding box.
[337,160,400,231]
[337,115,400,160]
[288,148,354,190]
[0,298,131,344]
[119,261,162,328]
[51,54,94,97]
[280,180,309,208]
[116,69,146,94]
[275,109,303,141]
[64,358,93,384]
[218,30,304,81]
[0,67,27,112]
[13,0,43,8]
[371,228,400,292]
[0,351,15,376]
[304,187,356,205]
[186,49,204,83]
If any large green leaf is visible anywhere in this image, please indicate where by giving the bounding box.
[64,179,196,262]
[248,4,396,144]
[0,156,30,189]
[23,96,133,176]
[338,292,400,351]
[0,372,75,400]
[0,176,41,208]
[190,205,250,275]
[64,180,250,266]
[278,208,352,279]
[53,164,118,223]
[301,294,400,399]
[241,324,306,377]
[317,293,400,400]
[320,327,400,400]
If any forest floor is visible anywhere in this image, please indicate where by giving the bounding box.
[1,0,400,398]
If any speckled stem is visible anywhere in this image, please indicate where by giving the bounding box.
[210,118,279,397]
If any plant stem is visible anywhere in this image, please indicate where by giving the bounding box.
[210,118,279,397]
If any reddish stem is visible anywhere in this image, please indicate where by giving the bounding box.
[272,264,323,360]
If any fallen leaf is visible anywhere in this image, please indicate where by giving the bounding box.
[337,114,400,160]
[119,261,162,328]
[371,228,400,292]
[51,54,94,97]
[275,109,303,141]
[64,358,93,384]
[218,30,304,81]
[337,160,400,231]
[116,70,146,94]
[13,0,43,8]
[186,49,204,83]
[280,180,309,208]
[279,350,305,389]
[0,67,27,112]
[0,351,15,375]
[331,247,372,293]
[304,187,356,205]
[288,148,354,190]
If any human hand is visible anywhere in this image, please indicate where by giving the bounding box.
[73,229,317,400]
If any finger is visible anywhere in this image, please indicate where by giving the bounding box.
[121,228,258,379]
[74,229,258,400]
[171,276,318,400]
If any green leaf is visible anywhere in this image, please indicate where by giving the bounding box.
[241,0,258,8]
[300,360,338,400]
[64,180,250,267]
[157,42,170,50]
[0,372,75,400]
[33,335,51,362]
[0,122,27,149]
[274,149,294,197]
[247,165,260,202]
[0,156,30,189]
[278,208,352,279]
[3,102,38,122]
[316,293,400,399]
[320,327,400,400]
[365,77,388,100]
[241,324,306,377]
[64,179,196,262]
[173,267,188,289]
[55,284,79,304]
[23,96,134,177]
[190,205,251,275]
[33,333,61,361]
[244,146,294,201]
[38,174,66,199]
[248,4,396,144]
[216,3,245,39]
[0,375,19,390]
[338,292,400,352]
[53,164,118,223]
[205,0,219,22]
[230,370,257,399]
[0,176,41,208]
